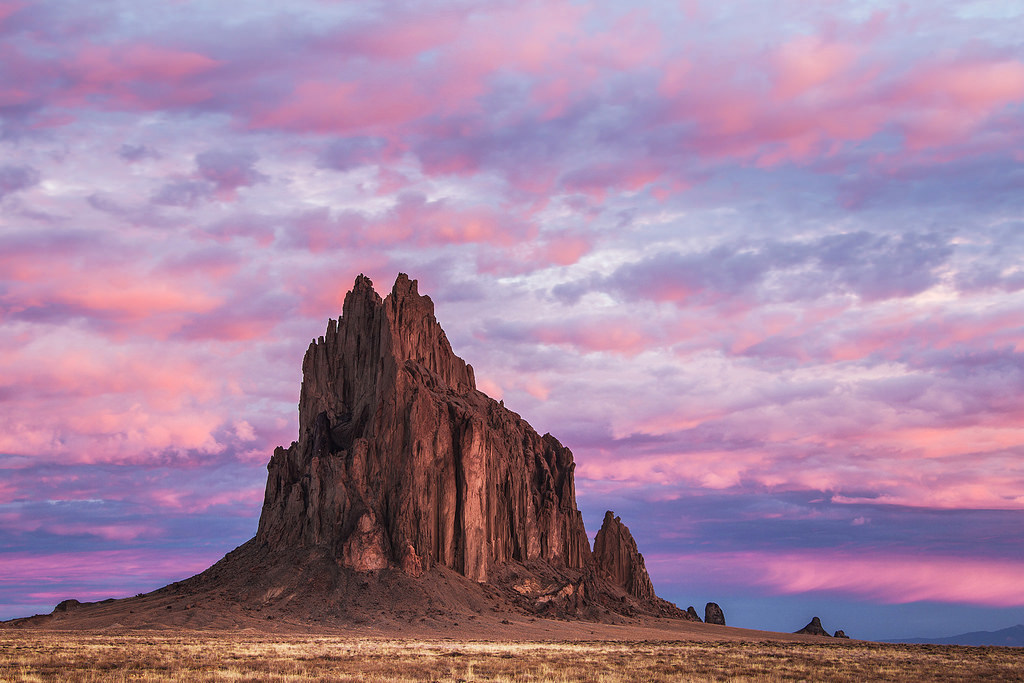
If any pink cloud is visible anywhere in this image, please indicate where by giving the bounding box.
[450,1,590,77]
[654,40,1024,168]
[4,268,224,331]
[147,485,264,513]
[333,11,464,60]
[61,43,220,109]
[473,235,595,275]
[1,549,221,589]
[874,58,1024,151]
[646,551,1024,607]
[0,337,248,465]
[490,317,660,356]
[700,551,1024,607]
[773,37,860,99]
[380,196,533,248]
[251,80,428,134]
[0,1,25,23]
[43,522,160,542]
[903,59,1024,112]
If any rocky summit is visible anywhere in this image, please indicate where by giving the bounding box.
[14,274,692,630]
[257,273,590,582]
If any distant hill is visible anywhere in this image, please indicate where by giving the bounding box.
[888,624,1024,647]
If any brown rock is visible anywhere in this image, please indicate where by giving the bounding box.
[257,273,589,582]
[705,602,725,625]
[592,511,656,602]
[686,605,702,622]
[795,616,830,636]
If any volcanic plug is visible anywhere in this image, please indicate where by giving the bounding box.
[18,274,689,628]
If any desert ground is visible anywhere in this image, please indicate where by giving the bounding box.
[2,622,1022,682]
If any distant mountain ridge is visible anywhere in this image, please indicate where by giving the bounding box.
[888,624,1024,647]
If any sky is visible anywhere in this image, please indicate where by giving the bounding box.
[1,0,1023,641]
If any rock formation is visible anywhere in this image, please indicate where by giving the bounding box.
[705,602,725,625]
[8,273,697,630]
[687,606,702,622]
[795,616,830,636]
[834,630,849,639]
[240,273,689,621]
[257,274,590,582]
[592,511,657,602]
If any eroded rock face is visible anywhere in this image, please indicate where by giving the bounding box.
[687,606,702,622]
[256,274,590,582]
[705,602,726,625]
[592,511,656,602]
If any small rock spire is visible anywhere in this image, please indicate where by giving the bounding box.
[592,510,657,602]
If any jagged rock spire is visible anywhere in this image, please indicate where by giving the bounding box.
[257,274,588,582]
[297,273,475,439]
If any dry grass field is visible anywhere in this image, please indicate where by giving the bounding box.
[1,631,1022,682]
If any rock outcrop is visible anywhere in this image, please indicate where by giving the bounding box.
[705,602,725,625]
[687,606,702,622]
[257,274,590,582]
[592,511,657,602]
[834,629,849,639]
[795,616,830,636]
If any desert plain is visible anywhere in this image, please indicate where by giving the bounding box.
[3,618,1023,682]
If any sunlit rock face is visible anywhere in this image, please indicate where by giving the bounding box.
[256,274,590,582]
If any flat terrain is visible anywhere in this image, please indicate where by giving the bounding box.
[2,630,1022,682]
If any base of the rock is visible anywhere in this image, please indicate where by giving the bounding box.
[3,538,690,632]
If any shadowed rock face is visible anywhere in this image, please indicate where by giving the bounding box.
[592,511,657,602]
[257,274,590,582]
[795,616,830,636]
[705,602,726,625]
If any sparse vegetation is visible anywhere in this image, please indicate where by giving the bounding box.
[1,632,1021,682]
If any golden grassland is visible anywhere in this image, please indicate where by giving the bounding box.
[1,631,1022,682]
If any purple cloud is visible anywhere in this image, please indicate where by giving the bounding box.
[195,149,266,197]
[0,164,39,198]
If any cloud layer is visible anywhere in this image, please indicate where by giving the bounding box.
[2,0,1023,639]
